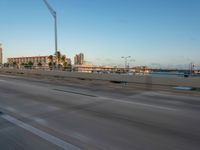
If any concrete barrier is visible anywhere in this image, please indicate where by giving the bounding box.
[0,68,200,87]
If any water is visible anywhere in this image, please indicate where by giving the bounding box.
[147,72,200,78]
[147,72,185,78]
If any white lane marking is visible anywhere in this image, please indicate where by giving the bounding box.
[0,74,23,78]
[47,105,60,111]
[143,91,200,101]
[4,106,18,113]
[0,79,6,82]
[99,97,177,111]
[33,117,47,125]
[1,114,81,150]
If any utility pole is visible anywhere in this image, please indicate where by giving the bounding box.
[43,0,58,55]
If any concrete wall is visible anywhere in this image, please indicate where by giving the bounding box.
[0,68,200,87]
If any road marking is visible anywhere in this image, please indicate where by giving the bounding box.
[99,97,177,111]
[1,114,81,150]
[0,74,23,78]
[53,89,97,97]
[0,79,6,82]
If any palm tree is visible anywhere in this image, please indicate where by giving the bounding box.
[48,55,54,63]
[48,55,54,70]
[48,62,53,70]
[62,62,68,71]
[55,51,61,65]
[61,55,66,64]
[60,55,66,70]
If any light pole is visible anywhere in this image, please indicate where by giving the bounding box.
[121,56,131,70]
[190,63,195,76]
[128,59,135,68]
[43,0,58,55]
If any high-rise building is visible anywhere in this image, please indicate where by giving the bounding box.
[79,53,84,65]
[74,53,84,65]
[0,44,3,64]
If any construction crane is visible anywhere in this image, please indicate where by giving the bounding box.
[43,0,58,55]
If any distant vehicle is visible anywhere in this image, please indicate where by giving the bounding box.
[184,74,189,78]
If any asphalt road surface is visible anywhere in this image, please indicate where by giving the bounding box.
[0,74,200,150]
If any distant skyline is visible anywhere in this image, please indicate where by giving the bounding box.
[0,0,200,68]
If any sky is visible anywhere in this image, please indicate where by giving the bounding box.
[0,0,200,68]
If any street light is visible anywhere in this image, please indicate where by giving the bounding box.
[128,59,135,68]
[121,56,131,69]
[43,0,58,55]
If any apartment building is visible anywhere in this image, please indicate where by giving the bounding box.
[7,56,49,66]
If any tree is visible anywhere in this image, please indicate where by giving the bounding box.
[60,55,67,70]
[12,61,18,68]
[61,55,66,65]
[48,55,54,63]
[23,63,29,69]
[48,51,65,70]
[66,64,72,72]
[3,63,9,67]
[55,51,61,65]
[37,62,42,68]
[62,62,68,71]
[28,61,33,66]
[48,55,54,70]
[28,61,33,69]
[20,63,26,69]
[48,62,53,70]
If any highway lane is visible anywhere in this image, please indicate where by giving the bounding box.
[0,75,200,150]
[0,116,64,150]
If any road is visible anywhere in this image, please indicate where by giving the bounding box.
[0,74,200,150]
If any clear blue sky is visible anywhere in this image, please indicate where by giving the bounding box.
[0,0,200,68]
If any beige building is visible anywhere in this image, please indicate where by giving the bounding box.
[7,56,49,66]
[0,44,3,64]
[73,64,115,73]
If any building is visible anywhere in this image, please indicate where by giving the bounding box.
[7,56,49,67]
[79,53,84,65]
[74,53,84,65]
[0,44,3,64]
[73,64,116,73]
[132,66,151,74]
